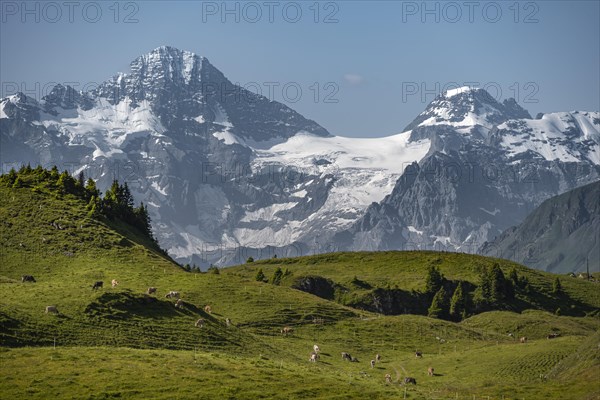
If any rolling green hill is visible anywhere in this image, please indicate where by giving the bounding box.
[1,168,599,399]
[229,251,600,318]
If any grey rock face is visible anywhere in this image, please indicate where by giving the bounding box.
[480,181,600,273]
[333,89,599,261]
[335,144,599,254]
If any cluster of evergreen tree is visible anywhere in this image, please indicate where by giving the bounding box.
[182,263,203,273]
[2,165,155,243]
[425,266,470,321]
[472,263,514,310]
[255,267,290,285]
[424,263,532,321]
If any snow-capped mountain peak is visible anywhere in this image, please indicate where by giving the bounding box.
[404,87,531,136]
[443,85,478,98]
[129,46,204,86]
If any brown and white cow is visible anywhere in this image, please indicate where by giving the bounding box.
[281,326,293,335]
[45,305,58,314]
[147,287,157,295]
[111,279,119,288]
[547,333,560,339]
[428,367,434,376]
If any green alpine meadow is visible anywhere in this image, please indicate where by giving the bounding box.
[1,167,598,399]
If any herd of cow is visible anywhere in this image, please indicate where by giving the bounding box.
[23,274,563,386]
[306,341,426,385]
[24,275,221,329]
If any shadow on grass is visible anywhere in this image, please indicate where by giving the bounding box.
[83,290,210,320]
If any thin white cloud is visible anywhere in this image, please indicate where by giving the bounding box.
[344,73,364,85]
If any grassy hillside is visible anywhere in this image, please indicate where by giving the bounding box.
[1,173,599,399]
[229,251,600,317]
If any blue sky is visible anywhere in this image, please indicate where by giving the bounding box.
[1,0,599,137]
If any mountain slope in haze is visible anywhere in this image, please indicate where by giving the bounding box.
[479,181,600,273]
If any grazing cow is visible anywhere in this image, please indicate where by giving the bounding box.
[21,275,36,283]
[384,373,392,384]
[350,356,359,363]
[165,291,180,299]
[92,281,103,290]
[204,305,212,314]
[520,337,527,344]
[313,344,320,353]
[404,377,416,385]
[281,326,293,335]
[375,354,381,362]
[415,351,423,358]
[175,299,184,309]
[111,279,119,288]
[309,352,319,363]
[341,352,352,361]
[428,367,434,376]
[195,318,205,328]
[370,359,376,369]
[547,333,560,339]
[225,318,231,327]
[147,287,157,295]
[45,305,58,314]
